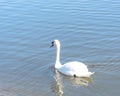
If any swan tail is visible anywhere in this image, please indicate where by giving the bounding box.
[78,72,94,77]
[87,72,94,77]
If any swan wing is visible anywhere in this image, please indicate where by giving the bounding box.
[63,61,88,72]
[58,61,90,76]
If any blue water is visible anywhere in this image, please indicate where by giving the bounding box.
[0,0,120,96]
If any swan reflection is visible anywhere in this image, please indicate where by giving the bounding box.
[66,75,92,86]
[51,70,63,96]
[51,70,93,96]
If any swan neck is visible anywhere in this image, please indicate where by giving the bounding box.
[55,45,61,68]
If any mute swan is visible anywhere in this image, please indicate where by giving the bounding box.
[50,39,94,77]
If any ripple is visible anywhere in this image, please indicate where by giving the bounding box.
[0,0,120,96]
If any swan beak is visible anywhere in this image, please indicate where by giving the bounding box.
[50,45,54,47]
[50,41,54,47]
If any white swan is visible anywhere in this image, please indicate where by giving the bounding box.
[50,39,94,77]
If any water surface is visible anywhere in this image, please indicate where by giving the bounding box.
[0,0,120,96]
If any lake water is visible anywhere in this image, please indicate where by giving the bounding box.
[0,0,120,96]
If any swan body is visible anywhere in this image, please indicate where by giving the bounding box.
[51,39,94,77]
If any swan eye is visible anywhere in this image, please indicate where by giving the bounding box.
[52,41,54,44]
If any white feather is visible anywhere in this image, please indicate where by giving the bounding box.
[51,39,94,77]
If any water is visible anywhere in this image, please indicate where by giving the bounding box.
[0,0,120,96]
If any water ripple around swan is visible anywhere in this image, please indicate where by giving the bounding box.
[0,0,120,96]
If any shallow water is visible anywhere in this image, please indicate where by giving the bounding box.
[0,0,120,96]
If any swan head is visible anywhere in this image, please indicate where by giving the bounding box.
[50,39,60,47]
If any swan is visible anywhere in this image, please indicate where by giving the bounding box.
[50,39,94,77]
